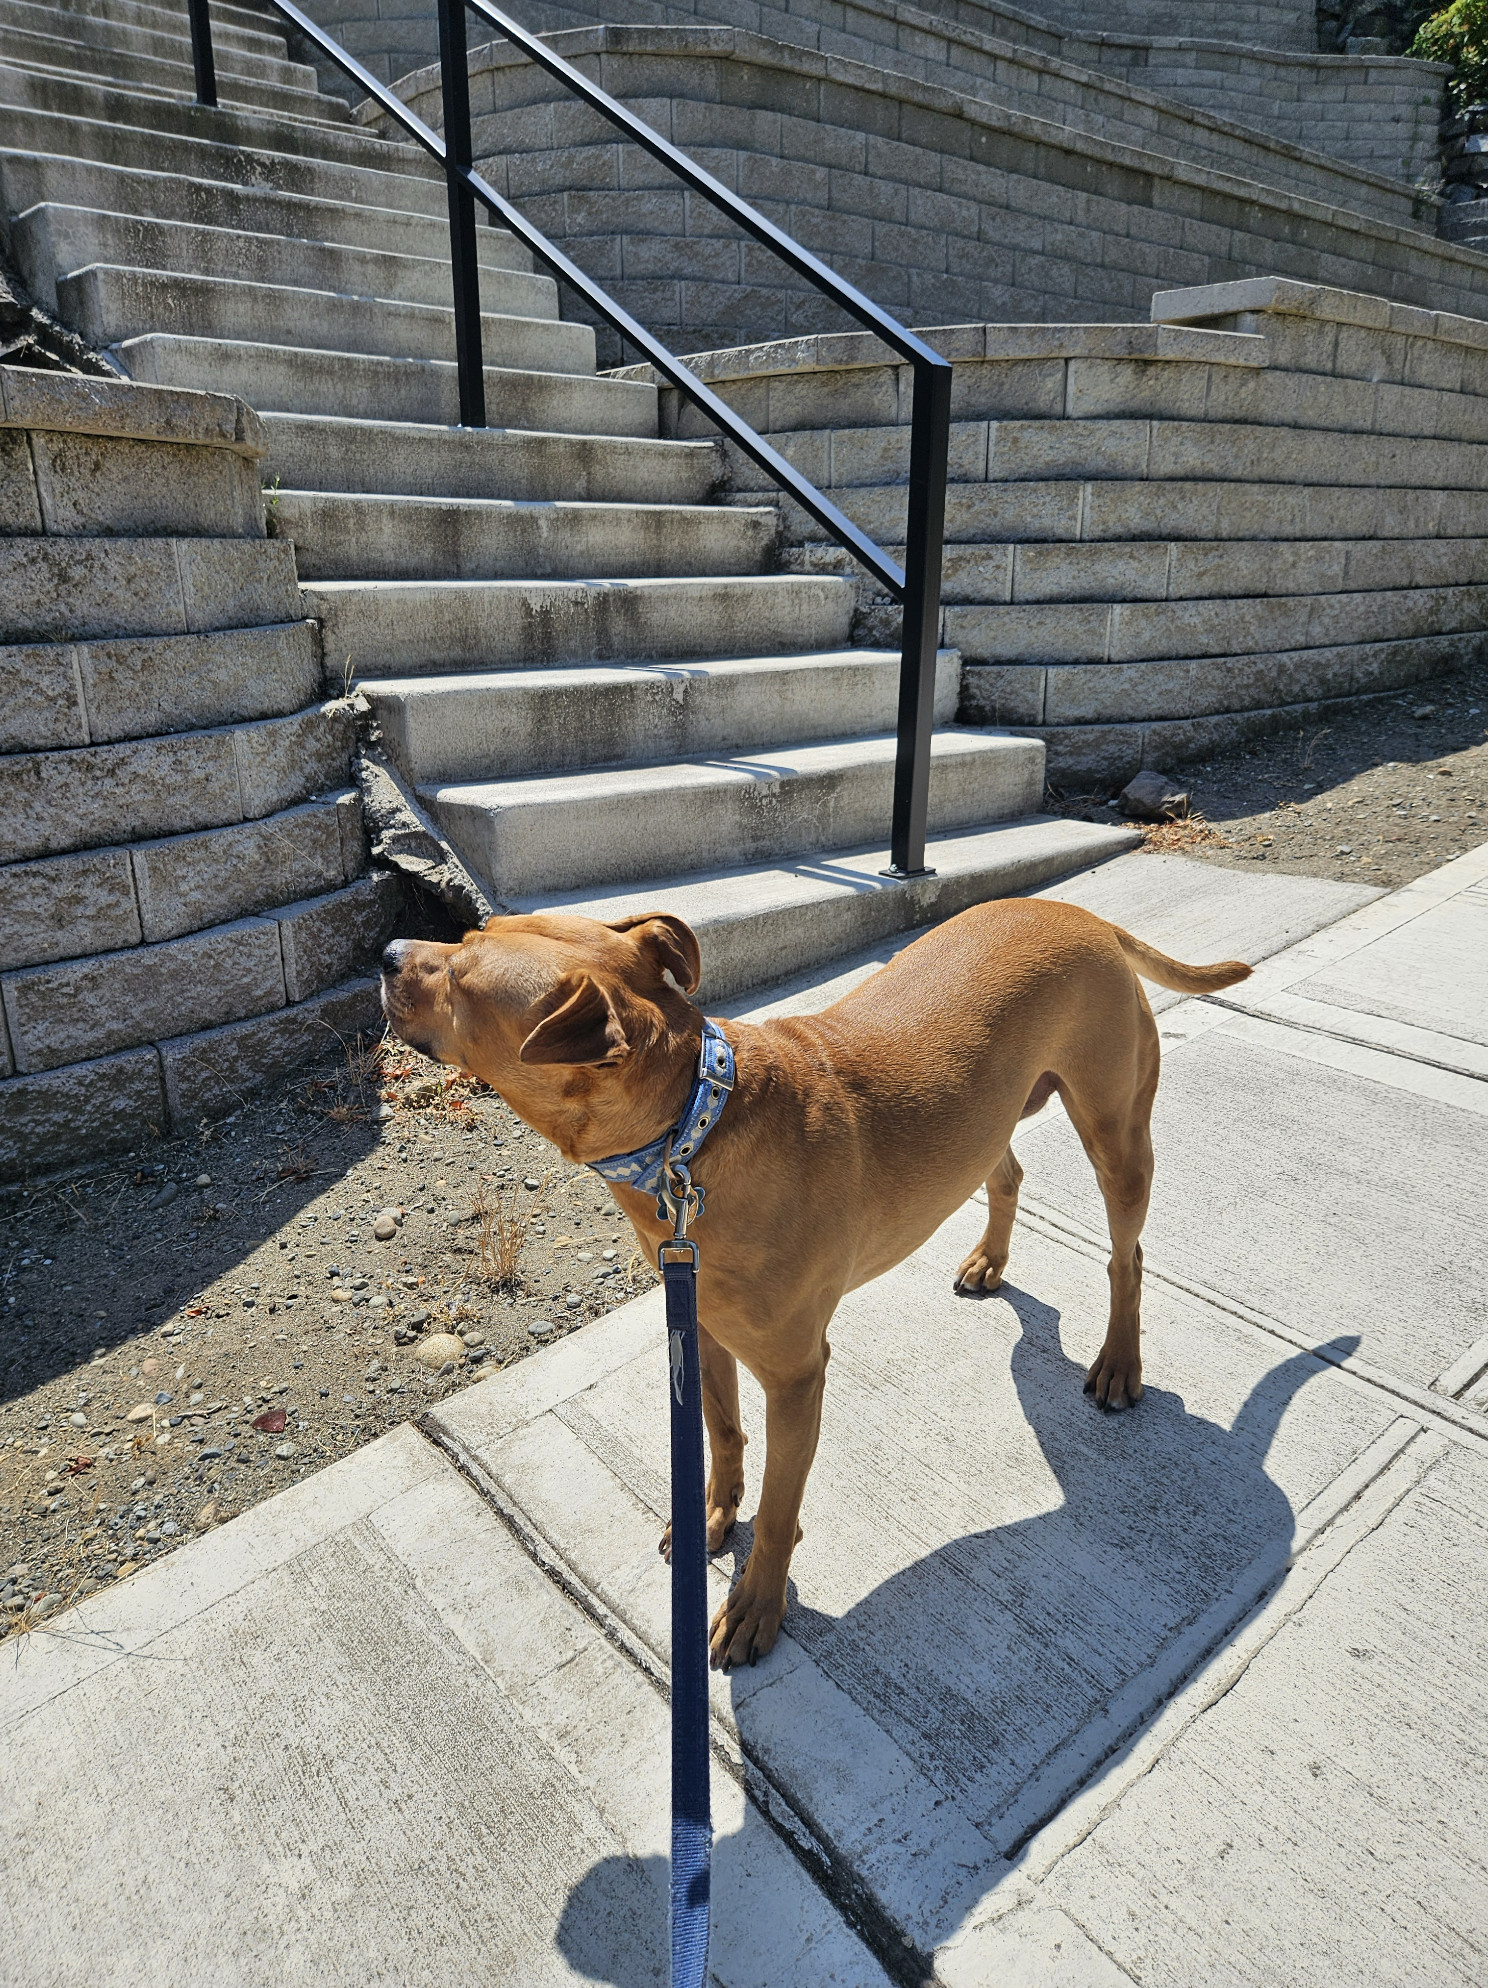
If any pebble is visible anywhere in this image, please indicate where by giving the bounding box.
[406,1310,430,1328]
[373,1215,397,1240]
[68,1412,86,1428]
[523,1177,540,1191]
[374,1103,395,1122]
[528,1318,557,1340]
[331,1287,353,1303]
[415,1333,465,1370]
[195,1174,212,1188]
[125,1403,155,1422]
[195,1503,219,1529]
[602,1248,618,1261]
[565,1293,583,1310]
[33,1594,61,1620]
[459,1330,485,1348]
[274,1443,298,1460]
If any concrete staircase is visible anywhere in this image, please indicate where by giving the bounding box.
[0,0,1132,1122]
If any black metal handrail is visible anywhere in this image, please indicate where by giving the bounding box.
[186,0,952,876]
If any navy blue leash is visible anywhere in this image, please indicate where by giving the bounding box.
[661,1228,711,1988]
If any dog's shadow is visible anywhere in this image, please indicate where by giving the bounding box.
[558,1289,1359,1982]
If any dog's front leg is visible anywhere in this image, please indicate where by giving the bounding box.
[710,1350,827,1671]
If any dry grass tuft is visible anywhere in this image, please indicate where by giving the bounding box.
[1138,814,1229,855]
[473,1173,549,1291]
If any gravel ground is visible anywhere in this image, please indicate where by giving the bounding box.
[5,666,1486,1632]
[1051,666,1488,890]
[0,1038,657,1636]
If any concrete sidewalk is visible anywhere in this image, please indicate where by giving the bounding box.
[4,848,1486,1986]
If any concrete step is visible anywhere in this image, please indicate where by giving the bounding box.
[306,573,854,675]
[0,152,533,267]
[116,335,656,433]
[274,491,778,582]
[763,479,1488,546]
[426,728,1044,895]
[366,648,960,782]
[961,627,1487,737]
[0,700,354,866]
[259,414,717,504]
[1,620,319,755]
[947,581,1488,665]
[60,266,592,371]
[0,872,398,1073]
[0,63,439,175]
[6,0,293,58]
[11,204,554,317]
[0,790,366,971]
[0,0,317,81]
[0,534,301,643]
[512,815,1136,1004]
[0,32,352,123]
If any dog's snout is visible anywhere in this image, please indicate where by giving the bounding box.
[381,938,410,975]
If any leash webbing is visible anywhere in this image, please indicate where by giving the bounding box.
[661,1239,711,1988]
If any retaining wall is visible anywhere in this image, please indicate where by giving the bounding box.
[0,369,400,1181]
[629,278,1488,780]
[377,27,1476,368]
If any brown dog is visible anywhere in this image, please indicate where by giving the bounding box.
[380,897,1249,1669]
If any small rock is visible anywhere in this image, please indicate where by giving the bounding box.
[565,1293,584,1310]
[195,1174,212,1188]
[577,1251,594,1263]
[125,1403,155,1423]
[528,1318,557,1340]
[160,1519,179,1537]
[373,1215,397,1241]
[1118,769,1190,823]
[32,1594,61,1620]
[141,1358,159,1376]
[68,1412,87,1429]
[274,1442,298,1460]
[415,1332,465,1370]
[1411,705,1437,719]
[602,1248,618,1261]
[460,1330,485,1348]
[195,1503,219,1529]
[406,1310,430,1329]
[154,1391,172,1407]
[522,1177,540,1191]
[331,1287,354,1303]
[149,1181,180,1210]
[374,1103,396,1122]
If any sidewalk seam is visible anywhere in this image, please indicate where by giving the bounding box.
[415,1415,938,1988]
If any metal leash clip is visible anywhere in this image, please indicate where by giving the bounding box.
[656,1135,704,1244]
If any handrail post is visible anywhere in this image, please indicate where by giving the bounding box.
[885,357,951,879]
[436,0,485,426]
[186,0,217,105]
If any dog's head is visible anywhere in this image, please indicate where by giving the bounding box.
[380,910,702,1160]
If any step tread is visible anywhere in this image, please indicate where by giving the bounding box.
[359,647,905,697]
[425,726,1032,807]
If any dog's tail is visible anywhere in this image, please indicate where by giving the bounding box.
[1110,924,1252,995]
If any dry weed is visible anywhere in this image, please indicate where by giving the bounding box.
[473,1173,548,1291]
[1138,815,1229,854]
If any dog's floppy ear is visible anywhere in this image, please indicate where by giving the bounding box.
[607,911,702,996]
[519,973,630,1067]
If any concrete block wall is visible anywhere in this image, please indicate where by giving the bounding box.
[378,28,1480,370]
[630,279,1488,782]
[305,0,1442,192]
[0,369,400,1181]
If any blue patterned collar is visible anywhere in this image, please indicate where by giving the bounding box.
[586,1018,735,1199]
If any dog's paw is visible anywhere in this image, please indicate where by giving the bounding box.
[705,1494,740,1554]
[709,1557,787,1671]
[1084,1343,1143,1412]
[954,1247,1005,1295]
[658,1522,672,1561]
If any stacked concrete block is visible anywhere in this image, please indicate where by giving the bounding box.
[379,27,1481,370]
[0,368,399,1181]
[636,278,1488,781]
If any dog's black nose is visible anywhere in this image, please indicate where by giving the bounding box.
[381,939,409,974]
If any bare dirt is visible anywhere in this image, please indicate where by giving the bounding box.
[1050,665,1488,890]
[5,666,1486,1633]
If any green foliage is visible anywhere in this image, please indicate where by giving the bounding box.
[1411,0,1488,108]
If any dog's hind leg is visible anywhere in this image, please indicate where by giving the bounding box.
[955,1146,1024,1293]
[1059,1030,1159,1412]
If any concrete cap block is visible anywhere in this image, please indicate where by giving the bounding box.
[0,428,42,534]
[0,363,262,457]
[0,1045,166,1183]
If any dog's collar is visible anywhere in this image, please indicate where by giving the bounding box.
[585,1018,735,1198]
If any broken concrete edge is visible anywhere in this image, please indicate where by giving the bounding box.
[0,362,264,459]
[353,725,499,934]
[603,320,1266,388]
[0,974,383,1191]
[1151,273,1488,353]
[0,246,119,383]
